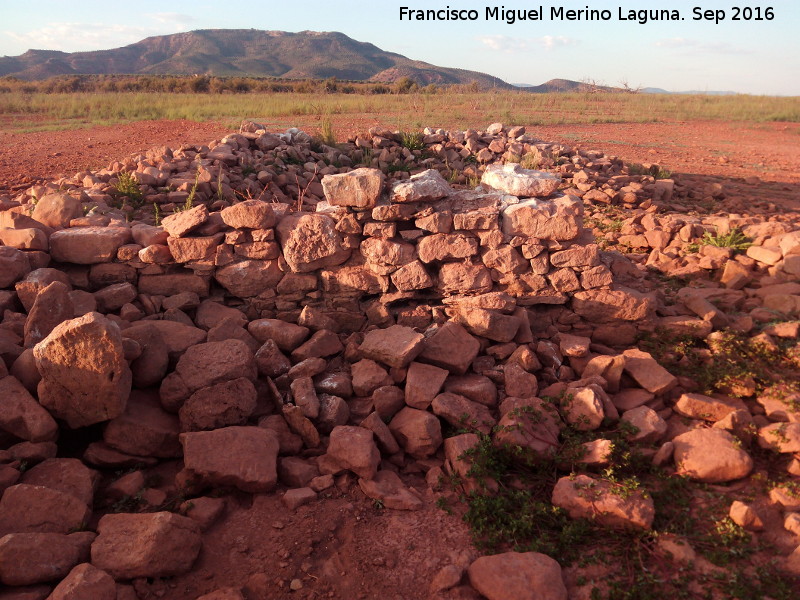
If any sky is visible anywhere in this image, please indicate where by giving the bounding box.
[1,1,798,95]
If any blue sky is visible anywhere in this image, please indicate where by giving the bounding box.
[1,1,798,95]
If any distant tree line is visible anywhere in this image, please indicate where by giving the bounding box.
[0,74,485,95]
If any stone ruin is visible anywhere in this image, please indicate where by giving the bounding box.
[0,121,800,598]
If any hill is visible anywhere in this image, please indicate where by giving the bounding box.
[521,79,620,93]
[0,29,512,88]
[642,87,738,96]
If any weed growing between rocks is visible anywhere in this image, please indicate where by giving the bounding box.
[399,131,425,151]
[641,327,800,399]
[700,227,753,252]
[520,151,542,171]
[446,422,798,599]
[452,435,582,557]
[320,117,337,147]
[359,147,374,167]
[175,169,201,212]
[584,205,628,250]
[628,163,672,180]
[112,171,144,208]
[151,202,161,226]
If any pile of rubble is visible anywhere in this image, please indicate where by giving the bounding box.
[0,122,799,599]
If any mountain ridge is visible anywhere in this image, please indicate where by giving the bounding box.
[0,29,512,88]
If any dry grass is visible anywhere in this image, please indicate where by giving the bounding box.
[1,91,798,133]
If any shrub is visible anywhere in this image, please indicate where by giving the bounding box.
[113,172,144,207]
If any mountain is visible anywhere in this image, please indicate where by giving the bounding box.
[522,79,620,93]
[0,29,512,88]
[642,87,738,95]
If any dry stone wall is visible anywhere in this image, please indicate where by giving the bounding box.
[0,154,655,353]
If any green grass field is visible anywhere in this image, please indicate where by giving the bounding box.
[2,90,799,133]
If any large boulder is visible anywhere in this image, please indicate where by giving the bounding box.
[33,312,132,428]
[322,168,384,209]
[181,426,280,493]
[91,512,202,579]
[220,200,276,229]
[391,169,451,203]
[572,287,655,322]
[48,562,116,600]
[417,321,480,375]
[672,428,753,482]
[325,426,381,480]
[0,246,31,288]
[552,474,655,529]
[276,213,350,273]
[501,195,581,241]
[0,532,90,586]
[0,375,58,442]
[31,193,81,228]
[172,339,256,395]
[468,551,568,600]
[49,227,132,264]
[214,258,283,297]
[359,325,424,369]
[0,484,91,536]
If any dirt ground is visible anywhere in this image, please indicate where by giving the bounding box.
[2,115,800,599]
[130,469,477,600]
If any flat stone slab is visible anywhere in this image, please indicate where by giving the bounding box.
[359,325,424,369]
[391,169,451,203]
[481,163,561,198]
[49,227,132,264]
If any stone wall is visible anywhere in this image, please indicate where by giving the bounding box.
[2,160,654,353]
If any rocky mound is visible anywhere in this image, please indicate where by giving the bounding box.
[0,122,799,599]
